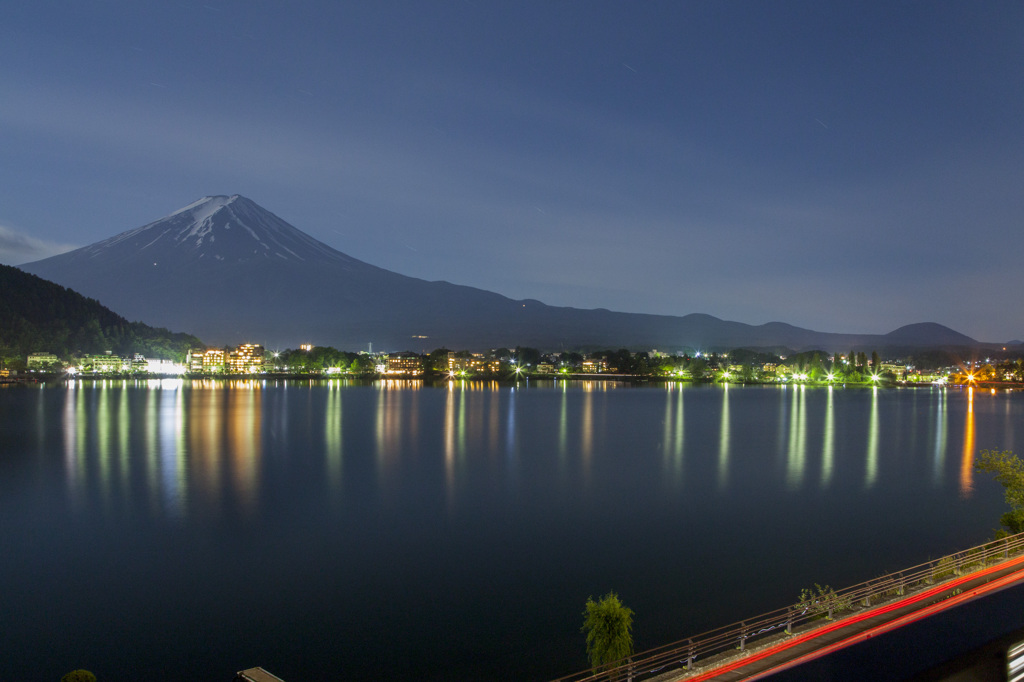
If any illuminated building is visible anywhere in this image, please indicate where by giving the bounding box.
[78,353,126,374]
[27,352,60,370]
[131,353,148,373]
[147,358,185,375]
[385,353,424,375]
[187,348,227,373]
[228,344,265,374]
[581,357,609,373]
[447,352,497,374]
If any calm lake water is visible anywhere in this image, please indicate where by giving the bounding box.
[0,380,1019,681]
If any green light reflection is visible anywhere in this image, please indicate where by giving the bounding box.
[325,381,343,490]
[865,387,879,488]
[558,382,568,471]
[786,385,806,490]
[97,382,111,506]
[821,386,834,487]
[662,384,684,484]
[145,387,159,512]
[118,382,130,497]
[932,388,947,486]
[718,384,730,489]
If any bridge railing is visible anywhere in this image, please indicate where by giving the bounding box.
[551,531,1024,682]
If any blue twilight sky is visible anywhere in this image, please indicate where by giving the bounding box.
[2,2,1022,342]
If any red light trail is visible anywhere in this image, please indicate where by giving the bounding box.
[681,552,1024,682]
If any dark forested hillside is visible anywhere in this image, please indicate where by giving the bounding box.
[0,264,202,368]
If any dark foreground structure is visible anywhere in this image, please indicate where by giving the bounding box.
[235,668,285,682]
[701,559,1024,681]
[552,532,1024,682]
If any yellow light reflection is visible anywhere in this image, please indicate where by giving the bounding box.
[227,384,261,514]
[961,387,975,498]
[375,383,403,471]
[581,390,594,475]
[188,382,223,515]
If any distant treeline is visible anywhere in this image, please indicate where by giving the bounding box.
[266,344,1024,386]
[0,264,202,369]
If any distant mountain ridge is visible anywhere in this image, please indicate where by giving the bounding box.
[20,195,982,352]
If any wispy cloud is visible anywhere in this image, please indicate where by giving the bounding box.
[0,223,77,265]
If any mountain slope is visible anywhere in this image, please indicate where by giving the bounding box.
[0,264,202,364]
[20,195,980,352]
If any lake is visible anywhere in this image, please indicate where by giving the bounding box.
[0,380,1018,681]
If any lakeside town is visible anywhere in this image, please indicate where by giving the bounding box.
[7,342,1024,387]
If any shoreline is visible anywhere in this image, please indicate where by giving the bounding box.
[17,373,1024,391]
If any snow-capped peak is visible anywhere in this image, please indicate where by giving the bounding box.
[168,195,239,226]
[69,195,371,270]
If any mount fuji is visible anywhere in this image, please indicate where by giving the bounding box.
[20,195,979,351]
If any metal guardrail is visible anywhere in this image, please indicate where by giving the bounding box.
[551,532,1024,682]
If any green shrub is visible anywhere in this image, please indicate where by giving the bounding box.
[61,671,96,682]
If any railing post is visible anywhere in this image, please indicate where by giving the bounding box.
[686,639,694,670]
[785,609,793,635]
[738,623,748,651]
[897,573,904,596]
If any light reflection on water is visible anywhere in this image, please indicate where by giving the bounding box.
[786,385,806,490]
[934,387,948,485]
[47,380,1019,521]
[325,381,342,490]
[962,387,975,497]
[821,386,834,486]
[866,386,880,488]
[5,379,1023,681]
[57,379,268,519]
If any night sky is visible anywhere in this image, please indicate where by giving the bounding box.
[2,2,1022,342]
